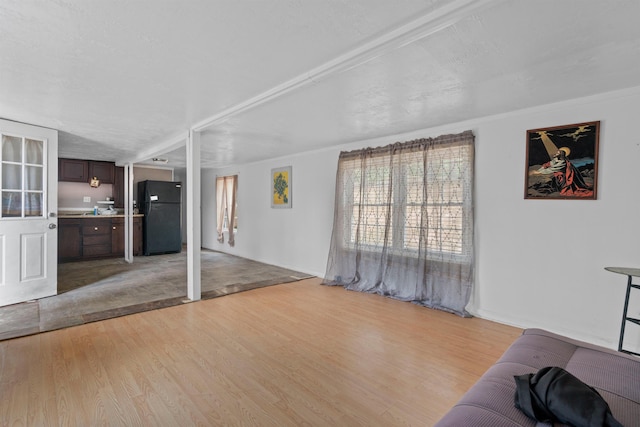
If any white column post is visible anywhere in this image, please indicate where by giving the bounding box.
[123,164,130,261]
[125,163,134,263]
[186,129,201,301]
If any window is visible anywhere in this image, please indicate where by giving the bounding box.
[324,131,475,316]
[340,141,473,260]
[221,201,238,232]
[216,175,238,246]
[1,134,45,218]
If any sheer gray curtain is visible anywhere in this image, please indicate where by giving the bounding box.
[323,131,474,316]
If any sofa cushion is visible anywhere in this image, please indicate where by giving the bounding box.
[435,328,640,427]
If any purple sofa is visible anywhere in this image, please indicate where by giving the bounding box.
[435,328,640,426]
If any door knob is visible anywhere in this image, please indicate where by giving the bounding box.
[49,223,57,229]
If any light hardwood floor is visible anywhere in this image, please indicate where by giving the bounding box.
[0,278,522,426]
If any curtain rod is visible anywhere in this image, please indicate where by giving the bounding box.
[339,130,474,158]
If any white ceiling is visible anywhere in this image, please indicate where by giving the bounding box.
[1,0,639,169]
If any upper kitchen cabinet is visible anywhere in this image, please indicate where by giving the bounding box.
[59,158,115,184]
[58,158,89,182]
[113,166,124,208]
[88,160,115,184]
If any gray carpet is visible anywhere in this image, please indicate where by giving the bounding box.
[0,249,313,340]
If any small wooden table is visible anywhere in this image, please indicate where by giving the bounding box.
[605,267,640,356]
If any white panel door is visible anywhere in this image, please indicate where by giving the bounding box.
[0,120,58,307]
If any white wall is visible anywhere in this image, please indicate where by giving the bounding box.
[202,149,337,275]
[131,165,174,202]
[58,181,114,210]
[202,86,640,350]
[473,88,640,351]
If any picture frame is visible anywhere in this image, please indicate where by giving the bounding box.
[271,166,292,208]
[524,121,600,200]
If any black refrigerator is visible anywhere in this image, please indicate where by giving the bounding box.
[138,180,182,255]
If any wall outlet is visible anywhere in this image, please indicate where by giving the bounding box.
[83,196,91,203]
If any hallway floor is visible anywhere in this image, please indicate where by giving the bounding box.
[0,250,313,341]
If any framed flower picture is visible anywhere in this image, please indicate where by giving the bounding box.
[271,166,292,208]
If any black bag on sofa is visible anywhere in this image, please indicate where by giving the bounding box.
[514,366,623,427]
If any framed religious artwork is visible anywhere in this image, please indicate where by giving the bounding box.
[271,166,292,208]
[524,121,600,200]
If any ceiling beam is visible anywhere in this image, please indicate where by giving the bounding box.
[116,130,187,166]
[123,0,505,165]
[190,0,505,133]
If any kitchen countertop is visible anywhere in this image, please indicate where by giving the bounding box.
[58,213,144,218]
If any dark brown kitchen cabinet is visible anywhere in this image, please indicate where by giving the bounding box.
[58,158,89,182]
[88,161,115,184]
[112,217,125,255]
[81,218,112,257]
[111,216,143,256]
[58,216,144,262]
[113,166,124,208]
[133,217,143,256]
[58,218,82,261]
[58,158,115,184]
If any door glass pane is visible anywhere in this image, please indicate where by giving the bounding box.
[2,191,21,217]
[25,139,43,165]
[0,132,47,219]
[25,166,43,191]
[2,164,22,190]
[25,192,42,217]
[2,135,22,163]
